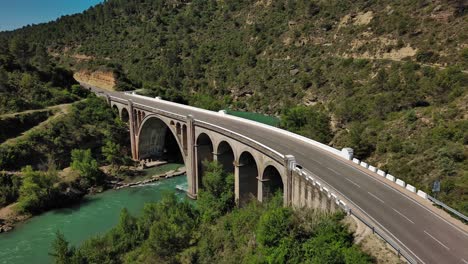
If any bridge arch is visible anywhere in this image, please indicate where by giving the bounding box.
[238,151,259,205]
[216,141,235,174]
[261,165,284,201]
[112,105,119,115]
[136,115,185,165]
[121,107,129,123]
[196,133,214,190]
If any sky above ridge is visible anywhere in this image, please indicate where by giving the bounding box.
[0,0,103,32]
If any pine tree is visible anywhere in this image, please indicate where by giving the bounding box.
[50,231,73,264]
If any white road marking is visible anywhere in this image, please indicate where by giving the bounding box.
[324,152,468,237]
[345,178,361,188]
[368,192,385,204]
[461,258,468,264]
[315,160,323,165]
[424,231,450,250]
[392,208,414,224]
[326,167,339,174]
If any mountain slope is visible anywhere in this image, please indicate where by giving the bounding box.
[2,0,467,214]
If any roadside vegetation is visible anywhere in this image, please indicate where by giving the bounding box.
[51,161,371,264]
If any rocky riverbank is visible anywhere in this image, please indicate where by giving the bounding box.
[114,167,186,189]
[0,204,29,234]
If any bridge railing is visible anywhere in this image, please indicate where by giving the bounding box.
[349,210,417,264]
[123,92,352,160]
[195,120,285,164]
[296,166,418,264]
[428,195,468,223]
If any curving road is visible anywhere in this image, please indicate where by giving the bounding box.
[84,84,468,264]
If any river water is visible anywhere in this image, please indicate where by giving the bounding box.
[0,176,187,264]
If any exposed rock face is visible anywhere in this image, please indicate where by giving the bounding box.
[73,70,116,90]
[0,222,13,233]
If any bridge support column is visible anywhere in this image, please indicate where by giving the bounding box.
[292,174,300,208]
[127,100,138,160]
[186,115,197,199]
[320,192,328,211]
[300,179,307,208]
[307,185,313,208]
[257,178,269,203]
[313,188,321,208]
[234,161,241,204]
[329,198,337,212]
[283,155,295,206]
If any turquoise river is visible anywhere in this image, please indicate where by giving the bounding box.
[0,176,187,264]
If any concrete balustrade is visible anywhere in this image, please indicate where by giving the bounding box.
[316,182,322,191]
[352,158,360,164]
[322,186,329,196]
[406,184,416,193]
[368,165,377,172]
[377,169,386,177]
[396,179,406,187]
[218,110,227,115]
[360,162,369,168]
[331,193,339,204]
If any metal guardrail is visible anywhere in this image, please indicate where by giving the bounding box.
[349,210,417,264]
[298,166,418,264]
[428,195,468,222]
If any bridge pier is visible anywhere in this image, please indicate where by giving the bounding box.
[186,115,197,199]
[257,178,269,203]
[234,161,241,203]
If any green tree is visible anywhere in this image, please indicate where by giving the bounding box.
[102,140,123,170]
[197,161,235,223]
[146,193,198,259]
[71,149,103,186]
[31,45,50,71]
[9,36,30,67]
[0,173,22,206]
[281,106,333,143]
[16,166,58,213]
[256,207,292,247]
[50,231,73,264]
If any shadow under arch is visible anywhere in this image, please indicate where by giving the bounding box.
[121,107,130,123]
[137,115,185,165]
[217,141,235,174]
[262,165,284,201]
[238,151,258,205]
[112,105,119,116]
[196,133,213,191]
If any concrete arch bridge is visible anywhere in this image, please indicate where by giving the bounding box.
[80,84,468,264]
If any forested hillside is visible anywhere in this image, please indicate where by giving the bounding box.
[0,36,79,114]
[2,0,467,214]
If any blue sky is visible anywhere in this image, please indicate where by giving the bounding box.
[0,0,103,31]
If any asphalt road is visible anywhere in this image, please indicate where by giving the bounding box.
[85,84,468,264]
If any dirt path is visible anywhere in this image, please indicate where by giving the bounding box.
[336,54,467,73]
[0,102,76,119]
[1,103,74,146]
